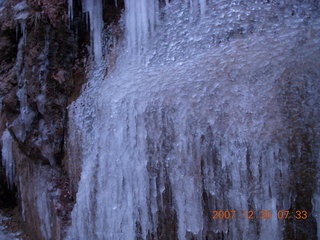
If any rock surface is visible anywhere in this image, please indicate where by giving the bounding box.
[0,0,88,238]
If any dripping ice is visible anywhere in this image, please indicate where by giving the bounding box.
[124,0,159,55]
[1,129,15,189]
[69,0,104,62]
[67,1,320,240]
[82,0,104,62]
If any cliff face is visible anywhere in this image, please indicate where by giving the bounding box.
[64,1,320,239]
[0,0,88,238]
[0,0,123,238]
[0,0,319,240]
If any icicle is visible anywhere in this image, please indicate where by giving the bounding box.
[189,0,194,21]
[68,0,73,23]
[1,129,15,189]
[16,25,19,42]
[21,21,27,45]
[82,0,104,63]
[189,0,206,19]
[199,0,206,16]
[37,190,52,239]
[313,193,320,240]
[124,0,159,55]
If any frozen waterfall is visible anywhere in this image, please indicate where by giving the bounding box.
[1,129,15,189]
[67,0,320,239]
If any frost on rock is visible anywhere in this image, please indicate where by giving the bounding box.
[1,129,15,189]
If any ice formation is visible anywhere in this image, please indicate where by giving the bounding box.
[67,0,320,239]
[69,0,104,62]
[1,129,15,189]
[124,0,159,55]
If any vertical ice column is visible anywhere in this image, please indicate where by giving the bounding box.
[37,188,52,239]
[199,0,206,16]
[82,0,104,62]
[189,0,206,18]
[124,0,159,54]
[15,29,36,143]
[68,0,73,23]
[1,129,15,188]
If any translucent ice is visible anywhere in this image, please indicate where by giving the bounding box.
[1,129,15,189]
[67,1,320,239]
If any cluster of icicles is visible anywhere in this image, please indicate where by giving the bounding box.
[55,0,320,239]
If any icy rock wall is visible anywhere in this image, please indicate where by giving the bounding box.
[65,0,320,239]
[0,0,83,239]
[0,0,80,170]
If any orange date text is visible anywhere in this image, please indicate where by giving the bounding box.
[211,210,308,220]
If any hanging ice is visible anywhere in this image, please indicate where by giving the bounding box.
[199,0,206,16]
[68,0,73,23]
[124,0,159,54]
[67,1,320,239]
[189,0,206,18]
[1,129,15,189]
[82,0,104,62]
